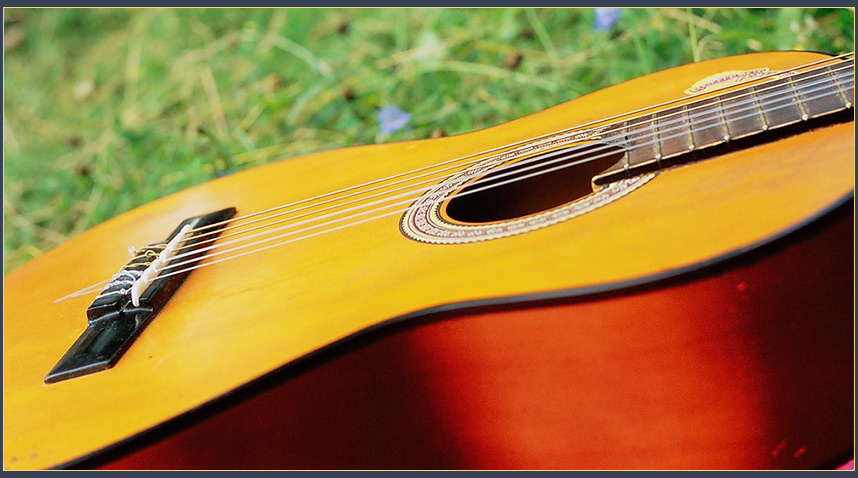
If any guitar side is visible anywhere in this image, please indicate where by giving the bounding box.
[3,51,854,470]
[97,202,854,470]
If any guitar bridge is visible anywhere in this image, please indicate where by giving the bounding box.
[44,207,236,384]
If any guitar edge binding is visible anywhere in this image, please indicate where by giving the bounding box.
[44,207,237,384]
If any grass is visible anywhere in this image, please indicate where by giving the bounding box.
[3,7,854,273]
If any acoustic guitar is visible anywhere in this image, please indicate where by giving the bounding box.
[3,50,854,470]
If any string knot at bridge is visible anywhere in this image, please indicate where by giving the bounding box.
[45,207,236,384]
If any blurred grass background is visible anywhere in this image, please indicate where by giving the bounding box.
[3,7,854,273]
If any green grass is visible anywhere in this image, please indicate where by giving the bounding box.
[3,7,854,273]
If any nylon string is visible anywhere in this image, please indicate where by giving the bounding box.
[172,53,855,251]
[55,55,854,302]
[176,52,854,240]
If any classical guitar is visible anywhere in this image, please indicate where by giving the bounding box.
[3,51,854,470]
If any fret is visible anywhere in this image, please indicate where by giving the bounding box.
[829,62,854,107]
[599,121,627,147]
[592,117,659,186]
[756,78,804,130]
[792,67,849,118]
[598,122,630,178]
[596,115,661,180]
[654,105,693,159]
[681,105,696,150]
[790,77,811,120]
[592,55,854,188]
[687,96,729,149]
[720,88,765,139]
[627,115,660,169]
[752,87,770,130]
[842,73,854,106]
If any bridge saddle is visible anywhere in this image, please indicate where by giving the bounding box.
[44,207,236,384]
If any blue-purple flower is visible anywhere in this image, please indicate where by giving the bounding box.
[376,105,411,136]
[593,8,622,32]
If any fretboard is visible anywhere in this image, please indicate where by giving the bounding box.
[593,56,854,186]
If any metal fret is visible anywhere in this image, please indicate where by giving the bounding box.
[593,58,854,187]
[790,77,811,120]
[829,60,854,107]
[688,96,729,149]
[651,114,663,164]
[828,66,853,107]
[626,115,660,170]
[757,78,804,130]
[599,122,631,177]
[655,106,694,159]
[596,116,660,184]
[793,68,848,118]
[752,87,770,130]
[720,88,765,139]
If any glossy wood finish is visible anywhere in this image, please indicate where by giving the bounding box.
[98,205,854,470]
[3,52,854,470]
[596,56,853,183]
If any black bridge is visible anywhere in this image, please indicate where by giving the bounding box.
[45,207,236,384]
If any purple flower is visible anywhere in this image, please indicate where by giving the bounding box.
[593,8,622,32]
[376,105,411,135]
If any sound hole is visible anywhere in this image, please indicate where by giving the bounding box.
[444,143,625,224]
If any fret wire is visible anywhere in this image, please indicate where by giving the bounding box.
[685,96,724,149]
[600,68,852,162]
[828,66,853,108]
[753,86,769,131]
[648,65,852,144]
[621,122,631,173]
[789,76,811,121]
[683,104,695,151]
[716,95,730,142]
[652,113,663,162]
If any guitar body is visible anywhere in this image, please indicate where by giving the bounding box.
[102,204,855,470]
[3,51,854,470]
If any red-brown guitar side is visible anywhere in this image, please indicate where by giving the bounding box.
[94,203,854,470]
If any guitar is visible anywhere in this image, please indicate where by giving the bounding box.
[3,51,854,470]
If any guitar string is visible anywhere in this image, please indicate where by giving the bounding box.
[175,53,854,252]
[167,61,854,250]
[175,53,854,241]
[169,58,855,253]
[58,65,854,301]
[58,69,854,302]
[58,64,855,302]
[138,76,858,273]
[163,66,854,278]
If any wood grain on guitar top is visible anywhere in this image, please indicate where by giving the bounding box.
[97,205,854,470]
[3,51,853,470]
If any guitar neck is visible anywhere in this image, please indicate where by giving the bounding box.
[594,56,854,186]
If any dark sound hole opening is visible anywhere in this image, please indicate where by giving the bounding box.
[444,143,625,224]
